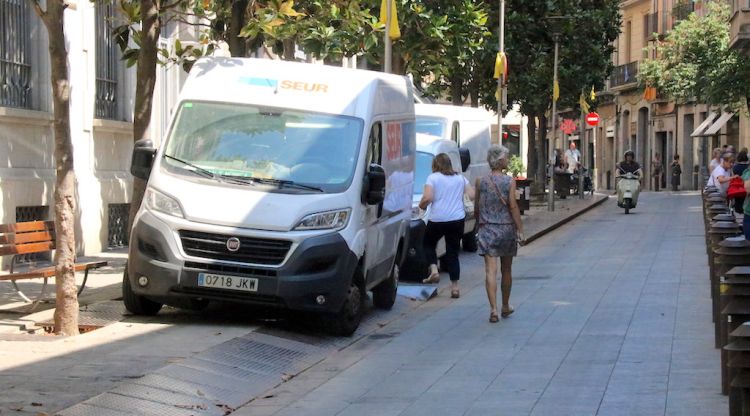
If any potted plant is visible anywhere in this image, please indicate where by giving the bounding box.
[508,155,526,179]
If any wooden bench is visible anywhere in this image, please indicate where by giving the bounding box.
[0,221,107,309]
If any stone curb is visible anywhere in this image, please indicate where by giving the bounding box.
[523,194,610,245]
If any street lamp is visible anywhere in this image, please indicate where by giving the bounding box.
[546,15,572,212]
[497,0,506,144]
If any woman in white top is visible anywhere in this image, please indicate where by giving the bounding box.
[419,153,475,298]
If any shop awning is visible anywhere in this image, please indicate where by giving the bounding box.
[703,112,734,136]
[690,112,719,137]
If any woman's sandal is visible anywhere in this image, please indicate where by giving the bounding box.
[422,272,440,284]
[450,289,460,298]
[501,306,514,318]
[489,312,499,323]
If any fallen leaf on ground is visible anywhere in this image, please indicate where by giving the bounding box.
[31,402,43,406]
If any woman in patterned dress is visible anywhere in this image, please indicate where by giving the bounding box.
[474,145,524,323]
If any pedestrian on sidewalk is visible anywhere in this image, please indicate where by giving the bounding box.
[670,154,681,192]
[709,148,722,175]
[419,153,475,298]
[475,145,524,323]
[651,152,663,191]
[742,168,750,240]
[707,153,737,197]
[731,150,749,214]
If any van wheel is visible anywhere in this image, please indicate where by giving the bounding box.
[122,266,163,316]
[462,231,478,252]
[373,261,398,310]
[324,273,364,337]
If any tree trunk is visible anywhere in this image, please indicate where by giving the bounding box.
[282,39,296,61]
[32,0,78,335]
[451,74,463,105]
[128,0,161,234]
[527,114,538,183]
[228,0,249,57]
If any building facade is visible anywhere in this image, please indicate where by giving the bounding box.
[0,0,192,267]
[593,0,750,192]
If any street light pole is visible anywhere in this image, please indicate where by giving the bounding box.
[497,0,505,144]
[384,0,392,73]
[548,34,559,212]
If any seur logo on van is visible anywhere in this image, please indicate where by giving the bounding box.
[239,77,328,93]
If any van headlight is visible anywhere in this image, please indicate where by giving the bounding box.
[294,209,351,231]
[145,188,185,218]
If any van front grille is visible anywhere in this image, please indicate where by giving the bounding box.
[179,230,291,266]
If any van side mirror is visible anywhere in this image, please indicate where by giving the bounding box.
[459,147,471,173]
[363,164,386,205]
[130,139,156,181]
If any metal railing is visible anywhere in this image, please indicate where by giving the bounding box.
[609,61,638,88]
[95,0,119,120]
[0,0,31,109]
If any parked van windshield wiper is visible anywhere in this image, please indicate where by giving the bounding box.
[163,154,217,179]
[243,177,324,193]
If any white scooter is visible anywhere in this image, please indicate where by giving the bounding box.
[617,171,641,214]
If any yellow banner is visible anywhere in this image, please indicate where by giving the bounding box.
[379,0,401,40]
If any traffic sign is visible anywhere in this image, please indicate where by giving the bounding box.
[586,112,600,126]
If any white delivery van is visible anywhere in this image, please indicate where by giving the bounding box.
[402,133,472,280]
[125,57,416,336]
[414,103,491,249]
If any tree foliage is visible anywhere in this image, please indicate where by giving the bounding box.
[640,2,750,111]
[375,0,491,104]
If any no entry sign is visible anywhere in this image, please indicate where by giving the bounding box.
[586,112,600,126]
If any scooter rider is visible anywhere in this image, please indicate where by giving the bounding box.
[616,150,643,209]
[616,150,642,178]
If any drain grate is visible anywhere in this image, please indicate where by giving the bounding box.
[58,332,327,416]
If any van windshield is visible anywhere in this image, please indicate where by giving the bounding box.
[163,101,364,193]
[415,117,446,138]
[413,152,434,195]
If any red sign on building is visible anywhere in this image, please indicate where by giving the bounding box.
[560,119,577,135]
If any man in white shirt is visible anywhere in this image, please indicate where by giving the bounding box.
[564,142,581,174]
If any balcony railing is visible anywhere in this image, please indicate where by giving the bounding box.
[609,61,638,89]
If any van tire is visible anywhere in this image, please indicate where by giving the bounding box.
[373,261,398,310]
[462,232,478,252]
[324,270,364,336]
[122,266,163,316]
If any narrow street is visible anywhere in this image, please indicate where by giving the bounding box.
[238,191,725,416]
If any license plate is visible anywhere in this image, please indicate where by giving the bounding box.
[197,273,258,292]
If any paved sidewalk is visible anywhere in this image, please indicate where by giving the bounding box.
[0,193,610,415]
[237,191,725,416]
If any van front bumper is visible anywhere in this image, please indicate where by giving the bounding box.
[127,211,359,313]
